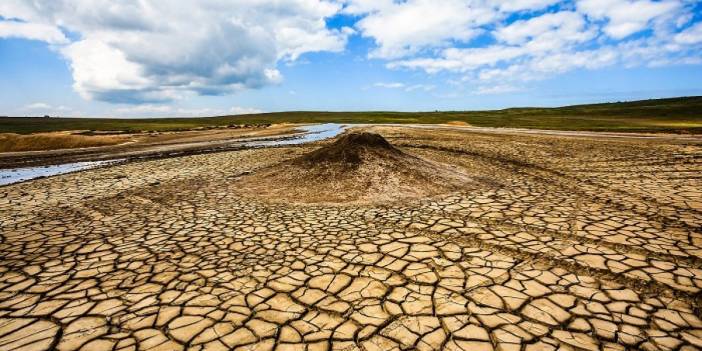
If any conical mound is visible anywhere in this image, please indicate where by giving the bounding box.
[233,132,471,204]
[294,132,402,166]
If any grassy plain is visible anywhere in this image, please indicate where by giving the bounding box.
[2,96,701,134]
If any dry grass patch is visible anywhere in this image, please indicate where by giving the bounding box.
[444,121,473,127]
[0,132,128,152]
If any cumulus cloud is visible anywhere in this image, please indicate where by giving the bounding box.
[341,0,395,14]
[495,11,595,49]
[0,20,67,43]
[390,11,594,75]
[345,0,600,61]
[388,46,525,73]
[349,0,499,59]
[2,0,700,103]
[370,0,699,87]
[675,22,702,45]
[0,0,350,104]
[576,0,681,39]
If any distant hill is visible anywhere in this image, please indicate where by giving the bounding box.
[2,96,701,134]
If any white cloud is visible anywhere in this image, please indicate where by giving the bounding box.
[470,38,690,84]
[467,45,623,83]
[2,0,700,105]
[388,12,595,73]
[24,103,53,110]
[341,0,395,14]
[472,84,522,95]
[495,11,595,50]
[346,0,589,60]
[577,0,681,39]
[496,0,561,12]
[527,46,619,76]
[675,22,702,45]
[373,82,405,89]
[61,39,157,102]
[350,0,498,59]
[405,84,436,92]
[0,20,67,44]
[0,0,350,104]
[383,2,699,87]
[389,46,526,73]
[372,82,435,92]
[23,102,74,112]
[389,10,596,75]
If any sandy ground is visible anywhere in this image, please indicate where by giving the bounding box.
[1,126,702,351]
[0,124,298,169]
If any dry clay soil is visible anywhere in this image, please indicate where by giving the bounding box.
[1,126,702,351]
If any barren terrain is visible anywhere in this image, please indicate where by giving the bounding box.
[1,125,701,351]
[0,124,296,169]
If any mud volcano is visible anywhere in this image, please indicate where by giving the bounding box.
[234,132,471,204]
[294,132,401,166]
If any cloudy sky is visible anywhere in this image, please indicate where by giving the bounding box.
[1,0,701,117]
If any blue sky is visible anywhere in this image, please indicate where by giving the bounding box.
[1,0,701,117]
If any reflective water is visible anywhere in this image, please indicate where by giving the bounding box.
[0,124,348,186]
[245,123,347,147]
[0,160,122,186]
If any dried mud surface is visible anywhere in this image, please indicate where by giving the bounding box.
[234,132,472,204]
[1,126,702,351]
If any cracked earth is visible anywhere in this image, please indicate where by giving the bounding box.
[1,126,701,351]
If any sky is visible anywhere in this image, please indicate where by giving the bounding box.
[0,0,701,118]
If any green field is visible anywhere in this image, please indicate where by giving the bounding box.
[2,96,701,134]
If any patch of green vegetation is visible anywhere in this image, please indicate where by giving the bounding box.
[2,96,701,134]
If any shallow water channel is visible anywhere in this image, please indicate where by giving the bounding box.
[0,123,347,186]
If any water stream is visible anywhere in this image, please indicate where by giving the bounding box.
[0,123,348,186]
[0,160,123,186]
